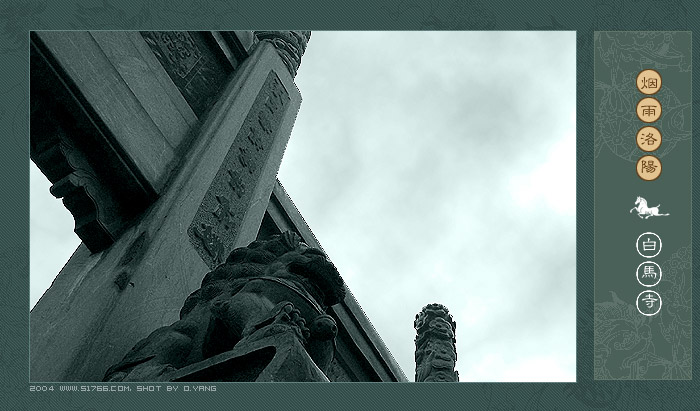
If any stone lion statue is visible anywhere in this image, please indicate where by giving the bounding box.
[104,231,346,382]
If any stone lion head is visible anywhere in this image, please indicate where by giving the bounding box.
[180,231,346,320]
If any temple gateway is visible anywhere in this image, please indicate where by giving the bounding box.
[30,30,457,382]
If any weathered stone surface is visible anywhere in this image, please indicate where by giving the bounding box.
[32,31,178,193]
[90,31,198,148]
[31,30,212,252]
[414,303,458,382]
[170,325,329,382]
[103,232,345,382]
[30,40,157,253]
[30,41,301,382]
[188,71,290,269]
[141,31,234,118]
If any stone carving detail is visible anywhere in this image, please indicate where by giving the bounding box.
[253,31,311,77]
[142,31,202,78]
[188,71,290,268]
[414,303,458,382]
[30,42,155,254]
[140,31,233,117]
[103,232,346,382]
[30,117,128,253]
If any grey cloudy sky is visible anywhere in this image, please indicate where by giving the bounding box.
[30,31,576,382]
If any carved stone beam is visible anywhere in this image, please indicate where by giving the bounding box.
[30,39,155,253]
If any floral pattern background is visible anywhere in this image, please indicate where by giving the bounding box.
[594,246,692,380]
[594,32,691,162]
[593,28,692,388]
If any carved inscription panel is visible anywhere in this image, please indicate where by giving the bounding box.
[141,31,233,117]
[142,31,202,78]
[188,71,290,268]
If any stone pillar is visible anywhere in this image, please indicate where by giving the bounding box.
[30,33,303,381]
[414,303,458,382]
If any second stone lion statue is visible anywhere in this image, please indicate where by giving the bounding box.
[104,231,346,382]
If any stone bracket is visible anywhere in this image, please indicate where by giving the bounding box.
[30,37,156,253]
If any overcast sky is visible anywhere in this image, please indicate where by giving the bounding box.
[30,31,576,382]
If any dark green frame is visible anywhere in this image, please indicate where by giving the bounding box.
[5,1,698,410]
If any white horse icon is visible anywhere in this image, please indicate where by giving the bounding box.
[630,196,669,219]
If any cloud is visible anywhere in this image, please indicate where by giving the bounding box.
[30,164,81,308]
[282,31,576,381]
